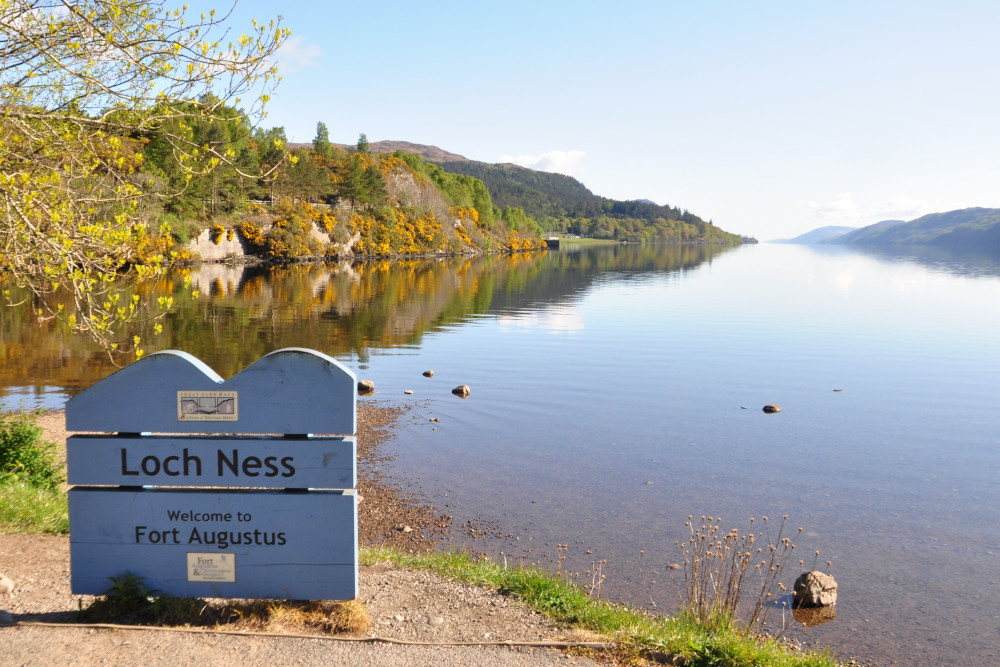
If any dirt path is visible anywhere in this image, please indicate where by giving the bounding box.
[0,409,613,666]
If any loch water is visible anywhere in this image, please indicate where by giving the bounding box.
[3,242,999,666]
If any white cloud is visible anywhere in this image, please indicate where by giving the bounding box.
[872,197,933,221]
[809,192,859,220]
[809,193,936,225]
[276,36,322,74]
[497,150,586,177]
[498,307,584,334]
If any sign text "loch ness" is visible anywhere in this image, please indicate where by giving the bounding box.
[120,448,296,479]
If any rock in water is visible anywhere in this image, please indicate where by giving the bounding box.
[422,370,435,378]
[763,404,781,414]
[793,571,838,608]
[357,380,375,394]
[452,384,471,398]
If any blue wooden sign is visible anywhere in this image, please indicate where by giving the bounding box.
[66,348,359,600]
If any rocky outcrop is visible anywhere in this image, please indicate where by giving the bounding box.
[384,168,451,221]
[187,228,248,261]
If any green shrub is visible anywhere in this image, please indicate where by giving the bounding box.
[159,212,202,246]
[0,412,63,490]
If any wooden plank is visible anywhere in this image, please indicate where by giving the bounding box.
[65,348,356,435]
[69,488,357,600]
[66,435,355,489]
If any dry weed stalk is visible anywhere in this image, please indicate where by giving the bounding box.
[585,557,607,598]
[555,543,607,599]
[676,514,800,634]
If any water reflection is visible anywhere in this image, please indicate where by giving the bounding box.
[0,243,735,406]
[793,605,837,628]
[795,242,1000,278]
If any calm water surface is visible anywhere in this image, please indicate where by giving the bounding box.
[3,243,998,666]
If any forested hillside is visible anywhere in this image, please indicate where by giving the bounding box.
[127,117,744,262]
[433,160,743,244]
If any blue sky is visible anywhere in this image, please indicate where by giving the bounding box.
[197,1,1000,239]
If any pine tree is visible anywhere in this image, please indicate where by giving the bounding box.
[314,122,332,157]
[356,133,370,154]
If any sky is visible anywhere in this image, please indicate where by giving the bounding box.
[191,1,1000,240]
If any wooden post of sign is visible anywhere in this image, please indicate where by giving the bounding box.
[66,348,358,600]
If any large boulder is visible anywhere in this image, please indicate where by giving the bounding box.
[793,571,838,608]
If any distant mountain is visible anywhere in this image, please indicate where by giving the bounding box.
[364,141,469,162]
[832,208,1000,250]
[290,140,469,163]
[773,226,858,244]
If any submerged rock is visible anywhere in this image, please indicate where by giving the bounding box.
[793,570,838,608]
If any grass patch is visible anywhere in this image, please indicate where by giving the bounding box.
[0,476,69,533]
[556,236,619,246]
[0,410,69,534]
[360,546,838,666]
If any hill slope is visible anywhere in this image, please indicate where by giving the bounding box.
[833,208,1000,250]
[773,226,858,244]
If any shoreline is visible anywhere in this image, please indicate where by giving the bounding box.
[3,407,856,666]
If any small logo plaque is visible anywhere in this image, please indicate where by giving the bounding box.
[187,553,236,582]
[177,391,238,421]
